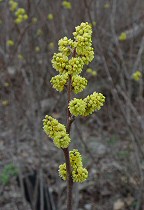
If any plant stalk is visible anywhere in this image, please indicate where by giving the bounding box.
[62,74,73,210]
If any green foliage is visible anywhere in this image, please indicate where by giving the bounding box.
[0,163,18,185]
[107,135,118,145]
[117,150,130,159]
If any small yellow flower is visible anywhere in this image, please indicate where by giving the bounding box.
[4,82,10,87]
[59,149,88,182]
[43,115,71,148]
[132,71,142,81]
[43,115,66,138]
[87,68,97,76]
[73,22,94,65]
[86,68,92,73]
[69,98,86,116]
[52,52,69,74]
[119,32,127,41]
[15,17,22,24]
[23,14,28,20]
[104,3,110,9]
[92,21,96,27]
[18,53,24,60]
[91,71,97,76]
[53,131,70,148]
[32,17,37,24]
[35,46,40,53]
[7,40,14,47]
[2,100,9,106]
[48,42,54,49]
[72,167,88,183]
[62,1,72,9]
[51,73,68,92]
[67,57,84,75]
[9,1,18,12]
[70,149,82,169]
[83,92,105,116]
[47,13,53,20]
[36,29,43,36]
[58,37,74,56]
[59,163,67,180]
[15,8,28,24]
[72,75,88,94]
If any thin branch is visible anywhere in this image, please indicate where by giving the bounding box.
[62,74,73,210]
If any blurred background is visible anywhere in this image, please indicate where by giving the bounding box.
[0,0,144,210]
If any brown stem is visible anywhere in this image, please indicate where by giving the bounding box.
[66,74,73,133]
[62,74,73,210]
[62,47,77,210]
[63,148,73,210]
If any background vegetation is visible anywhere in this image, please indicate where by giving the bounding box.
[0,0,144,210]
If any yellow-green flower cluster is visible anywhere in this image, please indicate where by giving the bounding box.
[53,53,84,75]
[59,163,67,180]
[51,22,94,92]
[48,42,54,49]
[86,68,97,76]
[72,75,88,94]
[69,92,105,116]
[36,29,43,36]
[72,167,88,183]
[69,98,86,116]
[7,39,14,47]
[132,71,142,81]
[32,17,37,24]
[2,100,9,106]
[70,149,88,182]
[70,149,82,169]
[58,37,75,56]
[104,2,110,9]
[67,57,84,75]
[18,53,24,60]
[92,21,96,27]
[15,8,28,24]
[43,115,70,148]
[119,32,127,41]
[9,0,18,12]
[52,53,68,74]
[83,92,105,116]
[59,149,88,182]
[47,13,53,20]
[50,73,68,92]
[73,22,94,65]
[35,46,40,53]
[62,1,72,9]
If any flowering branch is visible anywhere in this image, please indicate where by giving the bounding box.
[43,22,105,210]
